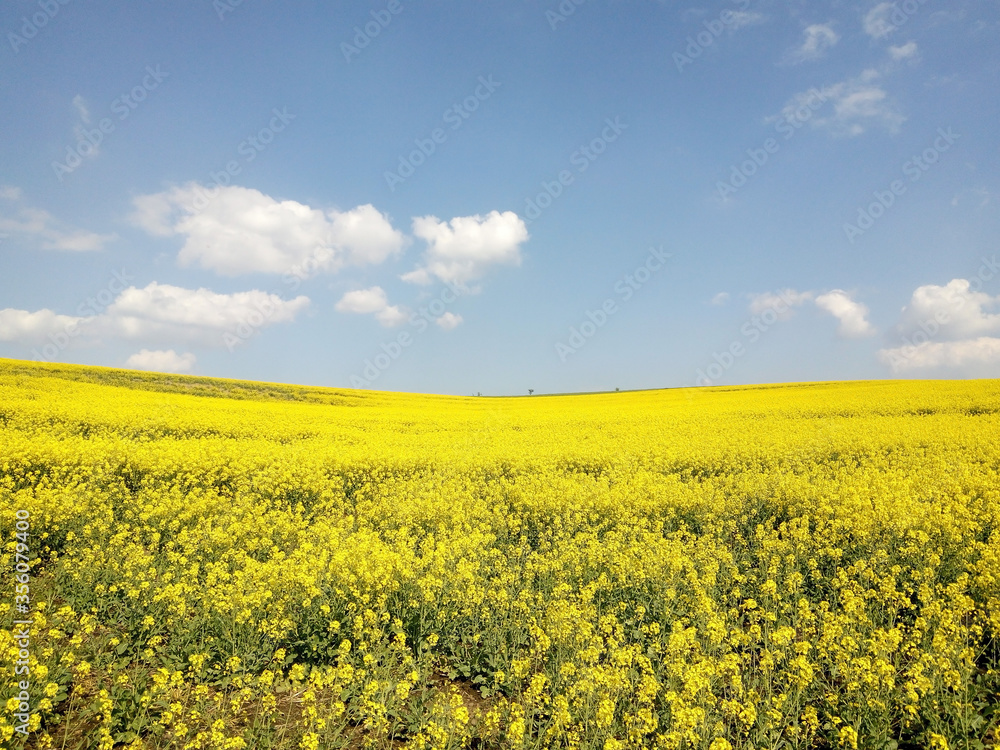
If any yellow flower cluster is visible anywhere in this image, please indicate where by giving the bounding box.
[1,360,999,749]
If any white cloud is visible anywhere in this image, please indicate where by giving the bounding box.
[129,190,179,237]
[680,7,709,23]
[864,3,932,39]
[892,278,1000,340]
[925,74,959,88]
[376,306,408,327]
[125,349,196,373]
[879,337,1000,372]
[0,308,83,344]
[951,187,993,209]
[334,286,407,328]
[878,278,1000,373]
[729,11,764,30]
[863,3,897,39]
[72,94,90,124]
[775,69,904,136]
[971,18,999,34]
[68,95,101,161]
[403,211,528,287]
[711,292,730,305]
[787,23,839,62]
[43,228,117,252]
[435,312,463,330]
[814,290,876,338]
[748,289,814,319]
[2,282,311,359]
[327,205,408,267]
[102,283,310,343]
[747,288,877,337]
[0,197,116,252]
[888,41,918,60]
[335,287,390,315]
[130,184,406,276]
[680,8,762,29]
[928,9,967,27]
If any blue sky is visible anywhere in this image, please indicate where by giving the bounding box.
[1,0,998,395]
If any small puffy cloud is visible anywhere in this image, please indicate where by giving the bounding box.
[729,11,764,30]
[863,3,897,38]
[0,197,116,252]
[774,69,904,136]
[879,337,1000,372]
[129,190,180,237]
[335,286,407,328]
[43,227,117,252]
[404,211,528,287]
[68,95,102,161]
[814,290,876,338]
[130,184,406,276]
[335,287,391,315]
[787,23,839,63]
[749,288,879,337]
[435,312,463,330]
[711,292,730,305]
[72,94,90,124]
[126,349,196,373]
[376,306,408,327]
[680,7,709,22]
[971,18,999,34]
[951,187,993,209]
[680,8,762,29]
[0,308,83,344]
[748,289,813,319]
[747,287,878,339]
[888,41,918,60]
[928,9,967,27]
[926,73,958,88]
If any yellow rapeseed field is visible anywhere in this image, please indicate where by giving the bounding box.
[1,358,999,749]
